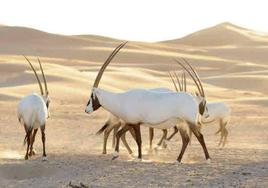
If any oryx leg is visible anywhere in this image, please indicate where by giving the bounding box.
[188,122,210,160]
[40,126,47,159]
[166,126,178,141]
[113,124,131,160]
[121,127,133,154]
[24,127,33,160]
[189,122,202,145]
[29,129,38,156]
[217,119,228,147]
[112,124,120,148]
[222,121,229,147]
[223,127,228,147]
[157,129,167,148]
[177,128,190,163]
[149,128,154,149]
[103,122,120,154]
[132,124,142,159]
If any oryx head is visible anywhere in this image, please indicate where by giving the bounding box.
[24,56,50,117]
[175,58,209,118]
[85,42,127,114]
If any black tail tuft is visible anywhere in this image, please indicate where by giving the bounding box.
[96,123,109,135]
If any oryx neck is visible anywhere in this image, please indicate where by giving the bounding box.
[94,88,120,115]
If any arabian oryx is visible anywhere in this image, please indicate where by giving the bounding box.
[192,98,231,147]
[96,87,181,155]
[158,64,231,147]
[85,42,211,163]
[17,56,50,160]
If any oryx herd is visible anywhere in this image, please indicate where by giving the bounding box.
[17,42,230,163]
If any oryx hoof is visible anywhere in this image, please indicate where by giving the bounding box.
[112,152,119,160]
[42,156,48,161]
[174,160,182,165]
[206,158,211,164]
[133,158,142,162]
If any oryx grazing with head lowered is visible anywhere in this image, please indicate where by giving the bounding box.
[85,42,211,163]
[17,56,50,160]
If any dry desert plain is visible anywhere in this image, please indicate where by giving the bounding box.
[0,22,267,187]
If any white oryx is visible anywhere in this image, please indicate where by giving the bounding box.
[195,100,231,147]
[85,42,211,163]
[165,68,231,147]
[17,56,50,160]
[96,87,179,155]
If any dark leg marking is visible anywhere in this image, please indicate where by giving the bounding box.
[112,125,131,160]
[132,124,142,159]
[188,122,210,160]
[24,127,33,160]
[177,128,190,163]
[29,129,38,156]
[41,126,46,158]
[149,128,154,149]
[103,122,118,154]
[121,128,133,154]
[167,126,178,141]
[157,129,167,147]
[112,123,120,148]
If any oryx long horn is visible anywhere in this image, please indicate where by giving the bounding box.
[183,71,186,92]
[168,72,178,92]
[93,42,127,88]
[37,58,48,95]
[174,72,182,91]
[24,56,44,95]
[174,59,202,96]
[182,58,205,97]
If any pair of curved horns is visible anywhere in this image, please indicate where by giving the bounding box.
[174,58,205,97]
[93,42,127,88]
[24,56,48,95]
[168,71,186,92]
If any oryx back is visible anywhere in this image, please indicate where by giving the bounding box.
[99,89,199,126]
[17,93,48,129]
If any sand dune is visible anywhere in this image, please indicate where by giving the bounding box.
[0,23,267,187]
[164,22,268,46]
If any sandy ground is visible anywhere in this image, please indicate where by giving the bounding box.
[0,23,268,187]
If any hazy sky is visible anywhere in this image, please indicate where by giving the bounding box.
[0,0,267,42]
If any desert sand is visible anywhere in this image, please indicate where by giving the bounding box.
[0,22,267,187]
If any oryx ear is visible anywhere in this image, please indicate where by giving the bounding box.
[195,91,199,96]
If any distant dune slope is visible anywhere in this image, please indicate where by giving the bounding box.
[0,22,267,99]
[163,22,268,46]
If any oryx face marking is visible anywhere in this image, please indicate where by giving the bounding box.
[85,92,101,113]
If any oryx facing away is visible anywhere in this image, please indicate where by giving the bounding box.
[17,56,50,160]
